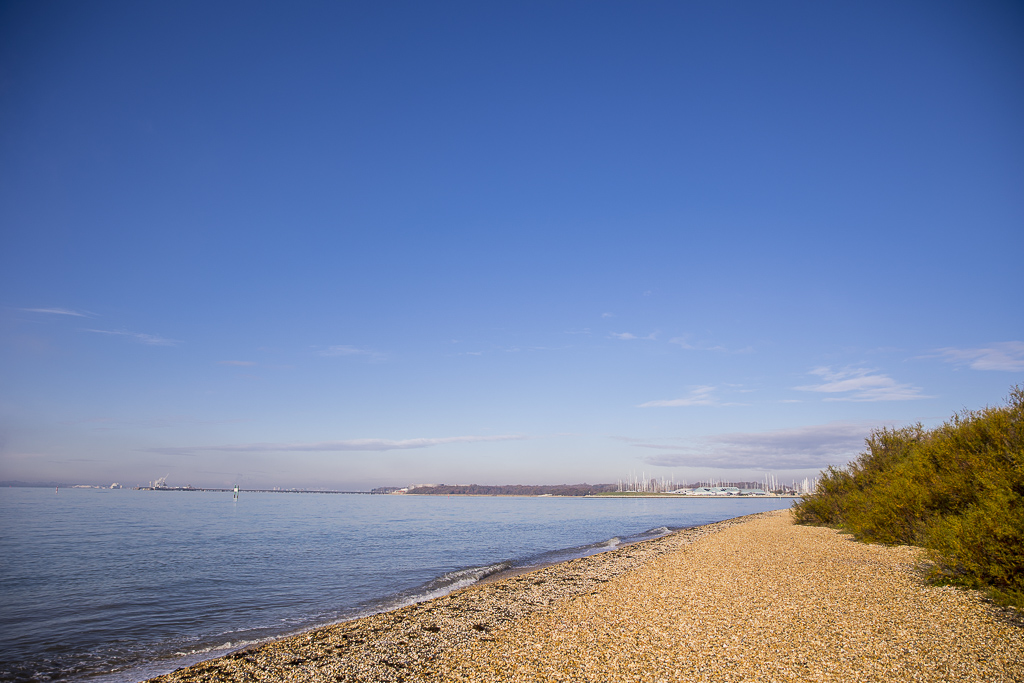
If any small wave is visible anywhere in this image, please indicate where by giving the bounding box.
[620,526,674,542]
[576,535,621,552]
[364,560,513,615]
[174,639,261,656]
[425,561,513,590]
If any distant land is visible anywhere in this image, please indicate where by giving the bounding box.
[1,481,69,488]
[401,483,619,496]
[3,480,795,495]
[391,481,777,496]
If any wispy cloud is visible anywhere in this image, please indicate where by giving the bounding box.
[932,342,1024,372]
[148,434,527,456]
[20,307,89,317]
[794,366,927,402]
[84,329,178,346]
[65,415,252,428]
[219,360,257,366]
[454,345,567,357]
[668,334,752,353]
[638,385,735,408]
[629,442,687,450]
[601,312,614,318]
[609,331,657,341]
[669,335,725,352]
[634,421,877,470]
[319,345,386,361]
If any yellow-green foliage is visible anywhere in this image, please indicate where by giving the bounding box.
[793,386,1024,607]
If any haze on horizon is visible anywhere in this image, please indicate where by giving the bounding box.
[1,1,1022,490]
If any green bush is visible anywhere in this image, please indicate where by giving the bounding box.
[793,386,1024,608]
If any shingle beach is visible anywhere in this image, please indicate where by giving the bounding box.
[150,509,1023,683]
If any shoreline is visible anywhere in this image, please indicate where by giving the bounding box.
[148,510,1022,682]
[146,512,770,683]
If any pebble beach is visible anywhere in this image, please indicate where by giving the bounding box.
[149,509,1023,683]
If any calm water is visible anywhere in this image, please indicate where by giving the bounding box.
[0,488,793,682]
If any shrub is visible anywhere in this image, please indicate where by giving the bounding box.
[793,386,1024,608]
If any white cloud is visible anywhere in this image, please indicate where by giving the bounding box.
[933,342,1024,372]
[601,312,614,318]
[638,385,719,407]
[85,329,178,346]
[320,345,386,361]
[794,366,927,401]
[669,335,724,352]
[610,331,657,341]
[634,421,877,469]
[20,307,89,317]
[669,335,752,354]
[68,415,252,429]
[149,434,527,456]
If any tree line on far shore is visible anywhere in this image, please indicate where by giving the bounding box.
[793,386,1024,608]
[406,483,620,496]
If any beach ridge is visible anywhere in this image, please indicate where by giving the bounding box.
[149,510,1022,682]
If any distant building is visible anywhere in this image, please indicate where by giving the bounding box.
[676,486,745,496]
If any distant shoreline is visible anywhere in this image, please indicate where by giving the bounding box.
[135,489,804,498]
[7,485,803,498]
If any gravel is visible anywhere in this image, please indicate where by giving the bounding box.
[148,510,1022,683]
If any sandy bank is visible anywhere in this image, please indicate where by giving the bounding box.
[149,510,1022,683]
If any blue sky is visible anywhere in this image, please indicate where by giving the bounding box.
[2,1,1022,489]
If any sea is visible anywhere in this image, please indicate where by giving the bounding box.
[0,487,794,683]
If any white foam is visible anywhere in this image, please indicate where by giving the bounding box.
[175,638,261,656]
